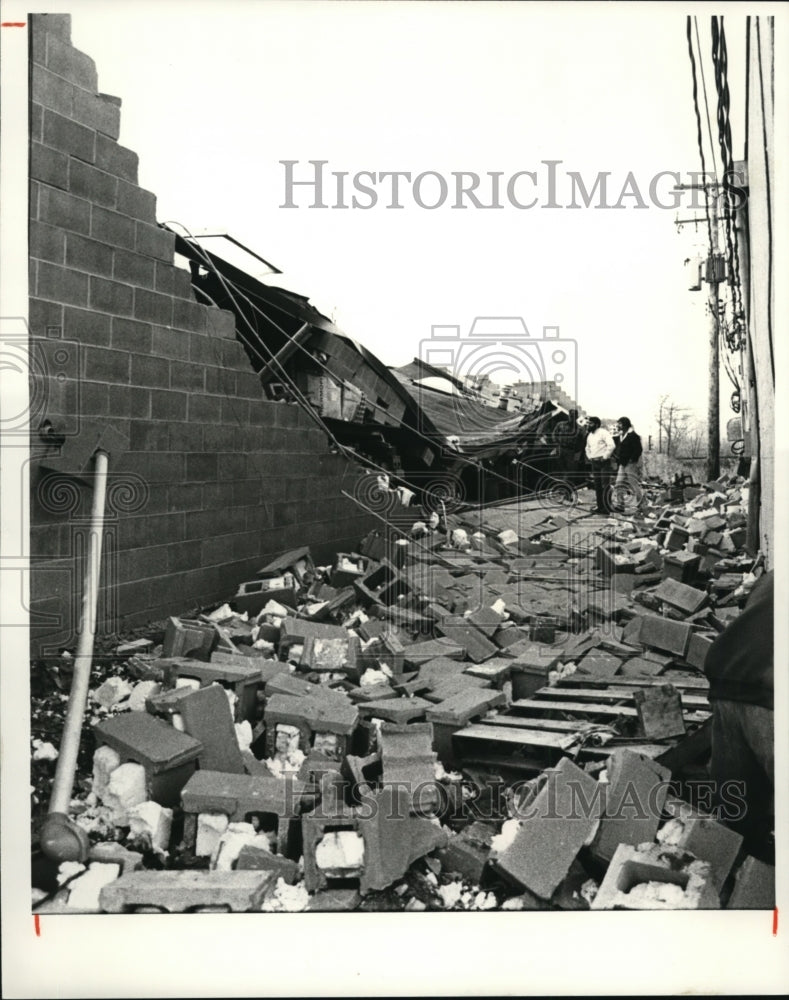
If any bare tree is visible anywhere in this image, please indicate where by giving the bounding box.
[655,395,692,457]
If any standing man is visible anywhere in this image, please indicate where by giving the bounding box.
[612,416,644,514]
[584,416,615,514]
[703,570,774,864]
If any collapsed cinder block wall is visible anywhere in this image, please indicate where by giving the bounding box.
[28,13,375,653]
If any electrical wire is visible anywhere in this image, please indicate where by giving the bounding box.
[754,17,775,383]
[686,16,715,252]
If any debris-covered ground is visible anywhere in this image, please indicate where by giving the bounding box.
[31,472,775,913]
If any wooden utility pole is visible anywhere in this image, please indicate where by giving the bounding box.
[706,202,721,480]
[675,181,722,480]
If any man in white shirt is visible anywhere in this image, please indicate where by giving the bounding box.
[584,416,615,513]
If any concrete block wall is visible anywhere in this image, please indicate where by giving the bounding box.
[28,14,375,652]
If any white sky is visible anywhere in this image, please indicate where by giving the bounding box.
[33,0,755,443]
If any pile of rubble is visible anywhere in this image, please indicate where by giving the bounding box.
[31,472,775,913]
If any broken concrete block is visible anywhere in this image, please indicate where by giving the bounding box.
[591,842,720,909]
[162,617,216,661]
[632,684,686,739]
[178,683,246,774]
[236,845,300,883]
[100,870,276,913]
[66,862,121,911]
[195,812,230,858]
[590,750,671,863]
[358,785,449,893]
[659,801,743,893]
[93,676,133,708]
[439,821,497,883]
[92,744,121,802]
[379,723,439,814]
[127,801,173,854]
[126,680,161,712]
[212,822,267,871]
[726,855,775,909]
[100,763,147,826]
[94,712,202,808]
[492,757,602,900]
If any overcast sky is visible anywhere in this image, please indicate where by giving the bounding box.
[41,1,756,440]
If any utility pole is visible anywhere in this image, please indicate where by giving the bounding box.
[675,181,722,480]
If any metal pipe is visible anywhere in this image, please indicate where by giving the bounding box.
[40,450,109,862]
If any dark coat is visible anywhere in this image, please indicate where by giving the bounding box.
[704,571,774,709]
[616,430,643,466]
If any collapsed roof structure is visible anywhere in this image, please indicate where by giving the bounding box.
[171,230,586,507]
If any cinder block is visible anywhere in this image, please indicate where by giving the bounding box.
[181,770,307,858]
[301,634,362,676]
[358,697,431,725]
[135,287,173,325]
[235,845,300,883]
[36,261,89,306]
[633,684,686,739]
[30,142,70,190]
[591,842,720,909]
[653,578,708,615]
[662,551,701,584]
[578,650,622,677]
[358,785,449,893]
[100,870,275,913]
[163,657,263,723]
[89,276,134,316]
[436,617,499,663]
[72,89,121,140]
[464,658,515,687]
[177,684,246,774]
[162,617,216,660]
[93,712,202,807]
[379,723,439,814]
[684,632,714,669]
[91,205,136,249]
[264,693,358,759]
[660,800,743,892]
[45,34,98,90]
[403,639,465,669]
[493,757,602,900]
[590,749,672,862]
[439,821,497,883]
[726,855,775,909]
[94,134,139,182]
[42,108,96,163]
[279,617,348,657]
[637,615,693,657]
[664,526,690,551]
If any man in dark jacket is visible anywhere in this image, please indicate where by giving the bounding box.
[703,569,774,861]
[612,416,644,514]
